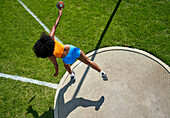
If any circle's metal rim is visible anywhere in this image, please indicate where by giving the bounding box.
[54,46,169,118]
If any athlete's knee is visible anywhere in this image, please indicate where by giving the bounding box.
[86,58,93,65]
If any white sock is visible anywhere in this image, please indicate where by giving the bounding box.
[100,70,105,75]
[70,72,75,77]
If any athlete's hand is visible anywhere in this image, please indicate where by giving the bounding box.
[54,72,58,77]
[59,10,62,16]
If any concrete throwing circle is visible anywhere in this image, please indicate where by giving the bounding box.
[54,47,170,118]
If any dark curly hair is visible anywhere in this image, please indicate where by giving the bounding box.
[33,32,55,58]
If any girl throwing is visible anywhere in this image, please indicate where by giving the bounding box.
[33,10,108,81]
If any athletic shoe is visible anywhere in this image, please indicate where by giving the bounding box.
[71,71,76,80]
[102,73,108,81]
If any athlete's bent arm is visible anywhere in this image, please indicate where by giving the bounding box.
[48,56,59,76]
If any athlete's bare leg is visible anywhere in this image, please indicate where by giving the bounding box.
[63,62,72,74]
[77,50,102,72]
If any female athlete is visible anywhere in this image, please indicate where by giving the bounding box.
[33,10,108,81]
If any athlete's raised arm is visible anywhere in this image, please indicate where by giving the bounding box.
[49,10,62,39]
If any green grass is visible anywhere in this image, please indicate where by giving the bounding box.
[0,0,169,117]
[0,77,55,118]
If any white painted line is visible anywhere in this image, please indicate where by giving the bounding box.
[0,73,58,89]
[17,0,62,44]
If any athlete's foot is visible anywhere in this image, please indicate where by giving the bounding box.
[102,73,108,81]
[70,71,76,82]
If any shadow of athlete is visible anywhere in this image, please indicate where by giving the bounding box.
[57,79,104,118]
